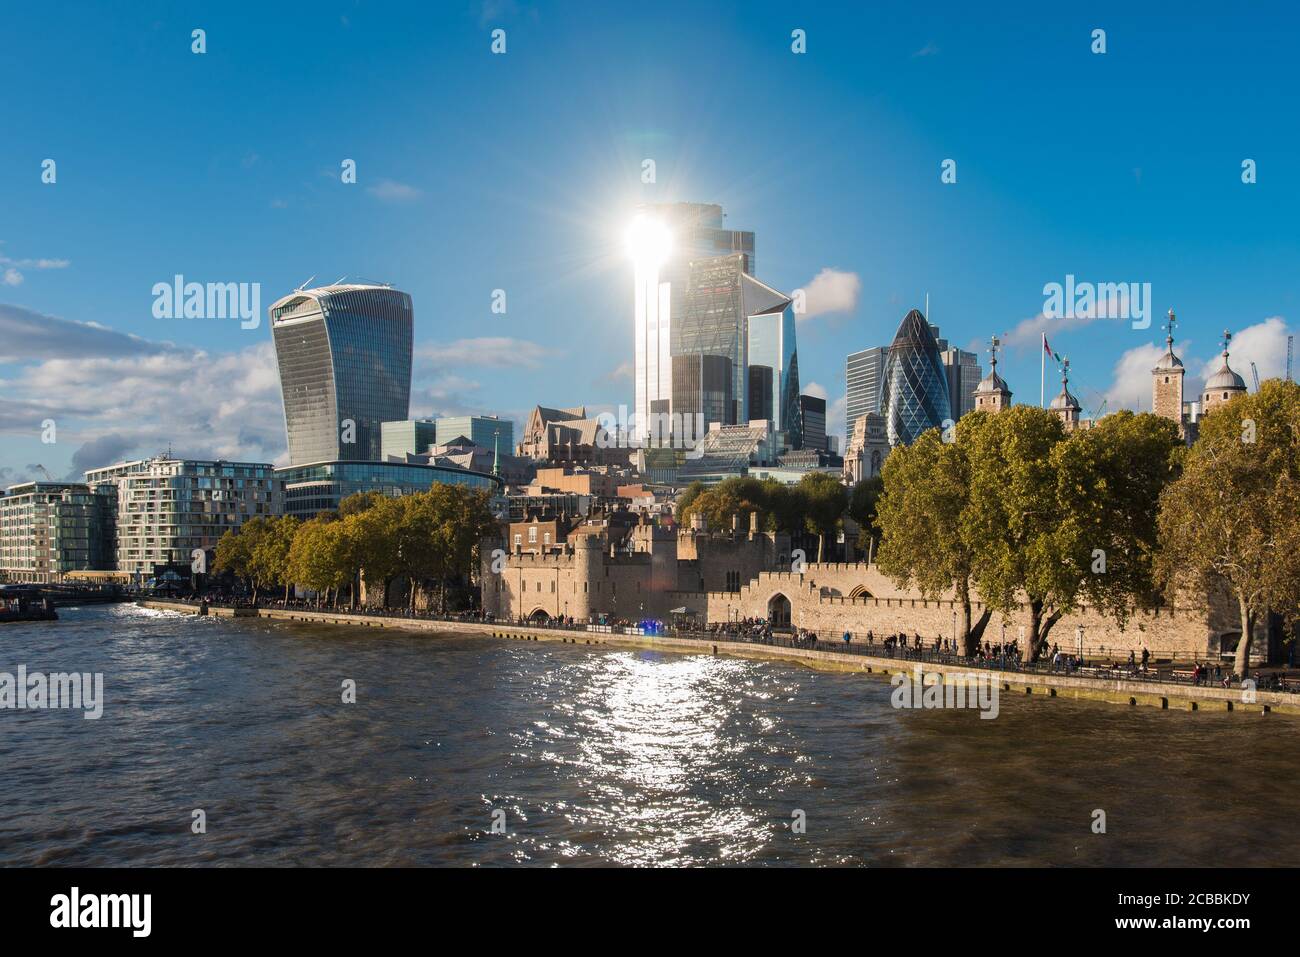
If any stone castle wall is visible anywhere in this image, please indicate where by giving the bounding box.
[482,537,1262,661]
[706,562,1260,661]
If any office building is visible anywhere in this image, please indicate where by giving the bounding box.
[85,457,281,577]
[846,346,888,439]
[746,294,802,446]
[631,203,755,440]
[881,309,952,447]
[0,482,114,583]
[269,283,414,464]
[381,415,515,460]
[673,254,793,430]
[799,394,827,452]
[940,346,983,419]
[434,415,513,454]
[380,419,437,459]
[276,460,502,520]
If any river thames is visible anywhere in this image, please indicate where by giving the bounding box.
[2,604,1296,867]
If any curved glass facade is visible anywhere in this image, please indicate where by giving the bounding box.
[882,309,951,447]
[271,285,413,465]
[276,461,503,520]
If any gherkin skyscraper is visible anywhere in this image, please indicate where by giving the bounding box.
[881,309,951,447]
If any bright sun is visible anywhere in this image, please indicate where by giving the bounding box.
[625,215,672,267]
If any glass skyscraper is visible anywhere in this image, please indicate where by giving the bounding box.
[746,297,801,447]
[846,346,888,439]
[270,283,413,464]
[881,309,952,447]
[673,254,792,430]
[632,203,754,439]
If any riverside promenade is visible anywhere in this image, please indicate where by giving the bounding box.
[138,600,1300,717]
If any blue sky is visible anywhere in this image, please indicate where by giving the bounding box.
[2,0,1297,480]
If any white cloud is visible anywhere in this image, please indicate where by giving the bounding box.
[0,303,164,360]
[912,42,940,58]
[416,337,555,372]
[802,381,829,400]
[797,268,860,322]
[1196,316,1291,386]
[826,394,847,444]
[1103,342,1167,413]
[601,359,633,384]
[0,338,288,476]
[366,179,423,203]
[2,269,21,286]
[1102,315,1293,413]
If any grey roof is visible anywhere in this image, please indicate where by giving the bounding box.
[1205,358,1247,392]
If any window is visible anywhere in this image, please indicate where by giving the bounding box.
[528,527,537,544]
[514,534,521,546]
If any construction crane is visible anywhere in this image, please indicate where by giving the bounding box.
[33,464,55,482]
[1250,361,1261,392]
[1288,335,1294,383]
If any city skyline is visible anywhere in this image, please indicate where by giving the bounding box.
[2,2,1298,484]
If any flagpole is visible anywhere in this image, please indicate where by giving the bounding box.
[1040,332,1046,407]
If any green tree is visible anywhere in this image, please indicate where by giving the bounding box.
[1052,411,1183,629]
[877,418,990,654]
[251,516,302,603]
[214,517,271,601]
[287,518,350,606]
[798,471,848,562]
[1156,379,1300,675]
[963,406,1073,661]
[345,497,402,608]
[847,474,884,559]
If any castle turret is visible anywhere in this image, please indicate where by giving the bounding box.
[1152,308,1186,429]
[1202,329,1248,413]
[1050,357,1081,430]
[973,335,1013,413]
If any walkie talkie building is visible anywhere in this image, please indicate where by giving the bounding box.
[269,284,414,464]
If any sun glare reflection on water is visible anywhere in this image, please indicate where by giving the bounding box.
[4,606,1299,867]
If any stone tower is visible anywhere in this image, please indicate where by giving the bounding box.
[1152,308,1185,429]
[1050,357,1081,430]
[1202,330,1248,413]
[973,335,1013,413]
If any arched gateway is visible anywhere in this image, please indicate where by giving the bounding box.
[767,593,792,629]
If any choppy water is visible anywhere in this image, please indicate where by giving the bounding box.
[1,604,1295,866]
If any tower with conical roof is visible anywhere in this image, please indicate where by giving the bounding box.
[1050,357,1081,430]
[973,335,1013,413]
[1152,308,1186,429]
[1202,330,1248,412]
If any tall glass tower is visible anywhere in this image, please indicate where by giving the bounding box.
[881,309,951,447]
[270,283,413,464]
[631,203,754,440]
[746,295,801,446]
[672,254,793,429]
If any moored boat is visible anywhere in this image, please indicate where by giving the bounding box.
[0,585,59,622]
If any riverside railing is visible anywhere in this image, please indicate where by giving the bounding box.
[138,597,1296,694]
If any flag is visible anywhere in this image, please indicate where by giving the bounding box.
[1043,335,1057,363]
